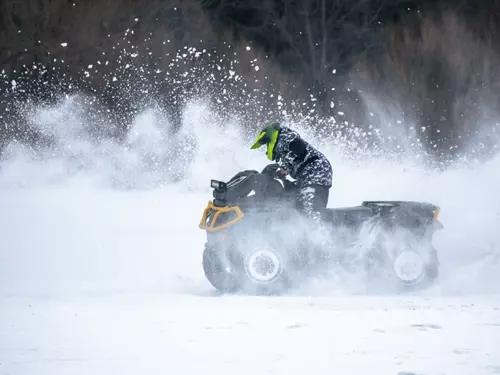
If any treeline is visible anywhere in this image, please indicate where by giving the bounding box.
[1,0,500,162]
[203,0,500,160]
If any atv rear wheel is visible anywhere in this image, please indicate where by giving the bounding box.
[364,242,440,292]
[392,250,427,285]
[392,242,440,291]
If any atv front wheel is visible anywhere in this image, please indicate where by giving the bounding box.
[203,226,301,295]
[237,243,294,295]
[243,246,284,284]
[202,245,241,293]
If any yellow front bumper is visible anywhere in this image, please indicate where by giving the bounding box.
[199,201,245,232]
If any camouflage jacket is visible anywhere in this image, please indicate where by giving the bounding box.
[273,126,333,187]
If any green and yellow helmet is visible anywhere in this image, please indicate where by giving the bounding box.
[250,121,281,160]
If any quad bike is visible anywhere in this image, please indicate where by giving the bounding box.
[199,164,443,295]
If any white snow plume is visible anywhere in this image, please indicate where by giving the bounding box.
[0,99,255,190]
[0,96,269,297]
[1,97,499,297]
[0,43,499,298]
[0,98,190,190]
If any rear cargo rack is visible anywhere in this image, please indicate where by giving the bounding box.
[199,201,245,232]
[362,201,402,207]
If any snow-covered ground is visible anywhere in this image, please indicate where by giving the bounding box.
[2,292,499,375]
[1,102,499,374]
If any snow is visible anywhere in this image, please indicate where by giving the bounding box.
[1,184,499,375]
[0,188,207,296]
[0,101,499,374]
[1,293,499,374]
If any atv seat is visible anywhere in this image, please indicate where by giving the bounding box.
[321,206,374,227]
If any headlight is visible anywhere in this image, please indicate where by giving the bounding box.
[210,180,226,191]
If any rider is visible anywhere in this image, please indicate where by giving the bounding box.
[250,120,333,235]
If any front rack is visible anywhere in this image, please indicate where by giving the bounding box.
[199,201,245,232]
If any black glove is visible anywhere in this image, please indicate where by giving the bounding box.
[261,163,280,176]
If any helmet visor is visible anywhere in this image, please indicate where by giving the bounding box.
[250,131,270,149]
